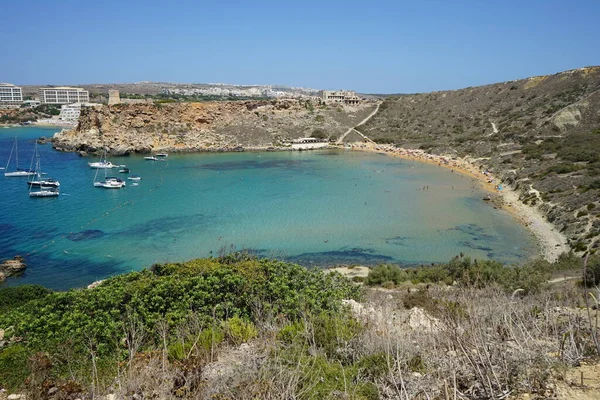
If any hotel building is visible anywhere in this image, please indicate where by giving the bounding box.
[0,83,23,106]
[39,87,90,104]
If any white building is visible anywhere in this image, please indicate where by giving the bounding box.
[0,83,23,106]
[58,102,100,121]
[39,87,89,104]
[321,90,361,104]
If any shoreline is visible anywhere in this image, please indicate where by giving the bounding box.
[348,142,568,263]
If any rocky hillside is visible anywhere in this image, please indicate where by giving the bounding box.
[52,99,377,154]
[360,67,600,254]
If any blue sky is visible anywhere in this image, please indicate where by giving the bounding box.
[1,0,599,93]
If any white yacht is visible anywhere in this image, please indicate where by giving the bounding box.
[89,150,115,169]
[4,137,36,177]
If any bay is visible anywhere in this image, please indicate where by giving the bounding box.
[0,126,537,290]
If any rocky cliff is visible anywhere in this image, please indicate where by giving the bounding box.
[360,67,600,254]
[52,99,377,154]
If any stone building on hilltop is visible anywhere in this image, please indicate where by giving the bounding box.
[321,90,361,105]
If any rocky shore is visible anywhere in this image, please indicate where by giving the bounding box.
[0,257,26,283]
[52,100,378,155]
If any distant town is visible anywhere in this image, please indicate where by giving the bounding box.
[0,82,365,124]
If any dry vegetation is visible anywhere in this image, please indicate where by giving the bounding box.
[1,254,599,399]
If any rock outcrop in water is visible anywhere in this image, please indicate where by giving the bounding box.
[360,66,600,253]
[52,100,377,154]
[0,256,26,282]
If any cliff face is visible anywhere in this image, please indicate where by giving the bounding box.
[52,100,377,154]
[361,67,600,253]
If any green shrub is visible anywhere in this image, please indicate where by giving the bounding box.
[223,316,257,345]
[277,321,305,344]
[0,256,361,385]
[312,311,362,359]
[583,255,600,287]
[0,285,53,313]
[0,345,31,391]
[357,352,391,378]
[365,264,406,286]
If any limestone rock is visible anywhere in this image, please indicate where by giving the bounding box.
[0,256,26,280]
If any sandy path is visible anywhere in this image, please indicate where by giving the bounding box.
[336,102,381,144]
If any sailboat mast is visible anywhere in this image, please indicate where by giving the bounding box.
[5,138,15,170]
[15,137,19,169]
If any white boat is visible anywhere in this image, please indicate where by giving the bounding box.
[27,143,60,188]
[127,175,141,181]
[89,149,115,169]
[144,156,158,161]
[29,148,59,197]
[30,186,59,197]
[4,137,36,177]
[93,166,126,189]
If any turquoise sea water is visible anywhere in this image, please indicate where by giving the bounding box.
[0,126,537,290]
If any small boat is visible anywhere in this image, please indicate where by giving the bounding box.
[30,186,59,197]
[119,167,130,173]
[156,153,168,157]
[29,147,60,197]
[127,175,142,181]
[144,156,158,161]
[28,178,60,188]
[4,137,36,177]
[89,149,115,169]
[482,195,492,201]
[27,143,60,188]
[93,167,125,189]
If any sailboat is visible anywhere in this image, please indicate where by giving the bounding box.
[4,137,36,177]
[93,164,126,189]
[29,147,59,197]
[88,149,115,169]
[27,143,60,188]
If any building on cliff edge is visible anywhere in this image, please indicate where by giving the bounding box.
[58,102,101,121]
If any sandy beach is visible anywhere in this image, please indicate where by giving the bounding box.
[348,142,568,262]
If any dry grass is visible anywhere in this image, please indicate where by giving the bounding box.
[46,282,594,400]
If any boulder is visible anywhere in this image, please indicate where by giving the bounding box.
[0,256,26,278]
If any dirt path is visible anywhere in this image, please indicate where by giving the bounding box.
[336,102,381,144]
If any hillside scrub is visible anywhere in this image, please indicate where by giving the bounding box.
[0,255,359,393]
[1,254,599,399]
[365,253,590,293]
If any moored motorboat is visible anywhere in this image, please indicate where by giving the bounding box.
[144,156,158,161]
[127,175,141,181]
[119,167,130,173]
[156,153,168,157]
